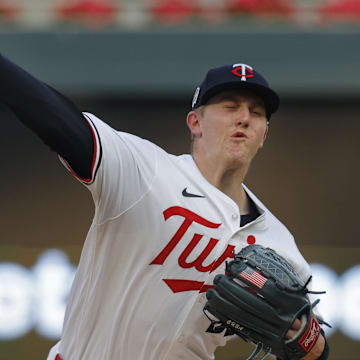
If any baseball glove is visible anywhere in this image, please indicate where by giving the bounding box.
[204,244,326,360]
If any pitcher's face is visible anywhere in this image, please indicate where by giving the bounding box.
[189,89,268,167]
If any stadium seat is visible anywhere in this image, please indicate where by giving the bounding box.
[151,0,198,24]
[225,0,294,17]
[319,0,360,22]
[57,0,117,26]
[0,1,19,21]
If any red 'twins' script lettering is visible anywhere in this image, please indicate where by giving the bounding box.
[149,206,235,293]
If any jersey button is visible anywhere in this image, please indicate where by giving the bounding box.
[247,235,256,244]
[232,213,238,220]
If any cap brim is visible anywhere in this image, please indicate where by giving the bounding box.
[200,82,280,115]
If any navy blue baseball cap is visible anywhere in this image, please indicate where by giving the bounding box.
[191,63,280,118]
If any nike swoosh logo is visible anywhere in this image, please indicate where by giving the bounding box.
[182,187,205,198]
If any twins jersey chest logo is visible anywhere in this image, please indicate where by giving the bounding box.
[149,206,236,294]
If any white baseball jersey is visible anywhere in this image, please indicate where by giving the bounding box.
[47,112,312,360]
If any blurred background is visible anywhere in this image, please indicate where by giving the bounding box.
[0,0,359,359]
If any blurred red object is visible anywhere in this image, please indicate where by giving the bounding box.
[226,0,294,16]
[320,0,360,21]
[0,1,19,21]
[200,3,228,24]
[151,0,198,24]
[58,0,117,26]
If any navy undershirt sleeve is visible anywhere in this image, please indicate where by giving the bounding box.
[0,54,94,179]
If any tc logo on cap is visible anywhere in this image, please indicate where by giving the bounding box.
[231,63,254,81]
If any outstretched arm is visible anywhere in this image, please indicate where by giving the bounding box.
[0,54,94,180]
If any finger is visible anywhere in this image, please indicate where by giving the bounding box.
[291,318,301,331]
[285,328,297,340]
[285,318,302,340]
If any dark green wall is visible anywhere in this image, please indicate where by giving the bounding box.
[2,30,360,98]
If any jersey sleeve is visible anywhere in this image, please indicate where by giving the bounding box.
[64,112,159,224]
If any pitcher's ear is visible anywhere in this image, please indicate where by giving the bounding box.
[186,110,202,138]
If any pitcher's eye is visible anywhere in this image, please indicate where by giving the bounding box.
[223,102,238,109]
[250,107,265,117]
